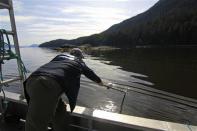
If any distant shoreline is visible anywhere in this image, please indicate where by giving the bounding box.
[39,44,197,52]
[48,45,120,53]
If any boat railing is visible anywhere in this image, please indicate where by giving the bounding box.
[1,91,197,131]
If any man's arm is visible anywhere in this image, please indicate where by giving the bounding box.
[81,62,103,85]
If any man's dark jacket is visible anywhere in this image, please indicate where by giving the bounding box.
[24,54,101,112]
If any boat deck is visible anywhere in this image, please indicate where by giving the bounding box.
[1,91,197,131]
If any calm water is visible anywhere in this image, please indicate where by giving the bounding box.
[91,48,197,99]
[2,47,197,125]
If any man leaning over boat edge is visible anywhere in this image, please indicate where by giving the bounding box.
[23,48,104,131]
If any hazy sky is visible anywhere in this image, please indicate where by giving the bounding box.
[0,0,159,45]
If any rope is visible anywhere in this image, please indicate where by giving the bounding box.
[0,29,27,120]
[0,30,5,63]
[0,29,27,80]
[187,125,193,131]
[185,121,193,131]
[0,29,28,116]
[0,29,17,61]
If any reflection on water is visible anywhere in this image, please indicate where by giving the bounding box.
[90,48,197,99]
[100,100,118,112]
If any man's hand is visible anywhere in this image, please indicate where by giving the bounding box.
[106,82,113,89]
[98,81,114,89]
[98,81,104,86]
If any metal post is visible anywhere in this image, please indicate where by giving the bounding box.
[119,91,127,114]
[8,0,24,82]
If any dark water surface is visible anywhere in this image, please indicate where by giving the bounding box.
[2,47,197,125]
[91,48,197,99]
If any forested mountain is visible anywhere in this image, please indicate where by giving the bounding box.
[40,0,197,48]
[39,39,74,47]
